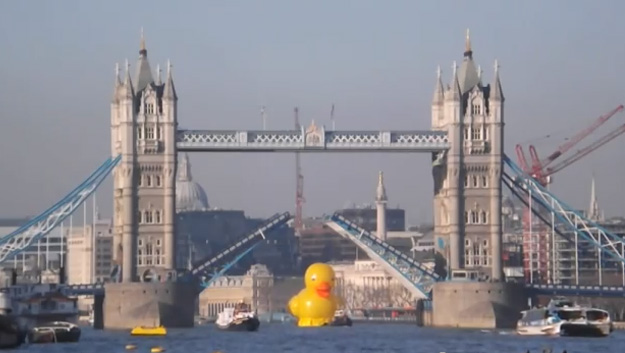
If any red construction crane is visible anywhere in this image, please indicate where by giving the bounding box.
[294,107,305,234]
[514,104,625,284]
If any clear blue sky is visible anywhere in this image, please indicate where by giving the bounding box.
[1,0,625,225]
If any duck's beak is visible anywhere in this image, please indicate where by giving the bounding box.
[315,281,331,298]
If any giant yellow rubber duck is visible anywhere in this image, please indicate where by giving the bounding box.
[288,262,341,327]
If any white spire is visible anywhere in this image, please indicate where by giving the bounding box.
[589,174,603,221]
[156,64,162,85]
[178,153,193,182]
[376,171,387,202]
[375,171,388,241]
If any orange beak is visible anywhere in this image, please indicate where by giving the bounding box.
[315,281,331,298]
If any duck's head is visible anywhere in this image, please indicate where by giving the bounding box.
[304,263,336,299]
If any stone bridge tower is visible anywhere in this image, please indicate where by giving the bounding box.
[431,31,504,281]
[111,32,178,283]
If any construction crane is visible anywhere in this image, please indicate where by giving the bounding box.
[517,104,624,186]
[515,104,625,284]
[294,107,305,234]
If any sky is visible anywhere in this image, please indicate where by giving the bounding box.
[1,0,625,226]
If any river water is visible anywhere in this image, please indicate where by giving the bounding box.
[18,322,625,353]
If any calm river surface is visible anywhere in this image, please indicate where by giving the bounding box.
[17,322,625,353]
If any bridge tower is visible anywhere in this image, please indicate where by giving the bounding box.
[111,31,178,283]
[105,33,194,330]
[431,30,504,281]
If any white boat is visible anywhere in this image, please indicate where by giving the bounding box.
[517,297,613,337]
[556,306,613,337]
[215,302,260,332]
[516,307,562,336]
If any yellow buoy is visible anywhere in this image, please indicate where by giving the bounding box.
[130,325,167,336]
[150,347,165,353]
[125,344,137,350]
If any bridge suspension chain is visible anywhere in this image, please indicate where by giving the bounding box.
[0,155,121,264]
[503,155,625,265]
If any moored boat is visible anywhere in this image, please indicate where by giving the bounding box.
[215,302,260,332]
[558,307,613,337]
[330,309,353,327]
[27,321,80,343]
[517,297,614,338]
[516,307,562,336]
[130,325,167,336]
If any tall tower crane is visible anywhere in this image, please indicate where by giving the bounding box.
[294,107,305,234]
[515,104,625,284]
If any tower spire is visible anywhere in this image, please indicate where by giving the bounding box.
[432,65,444,104]
[376,171,387,201]
[464,28,472,58]
[140,27,147,56]
[491,59,504,102]
[156,64,162,85]
[375,171,388,241]
[589,174,603,221]
[163,59,177,100]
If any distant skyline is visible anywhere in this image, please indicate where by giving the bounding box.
[1,0,625,226]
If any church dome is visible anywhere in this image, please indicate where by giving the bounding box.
[176,153,209,212]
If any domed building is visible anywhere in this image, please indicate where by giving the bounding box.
[174,153,297,276]
[176,153,210,212]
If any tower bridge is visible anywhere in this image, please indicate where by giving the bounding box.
[4,30,625,329]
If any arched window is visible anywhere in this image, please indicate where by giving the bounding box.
[155,175,162,187]
[473,243,480,265]
[471,103,481,115]
[481,175,488,187]
[464,211,470,224]
[471,127,482,140]
[471,210,478,224]
[144,211,153,223]
[480,211,487,224]
[472,175,478,187]
[155,210,161,224]
[146,175,152,187]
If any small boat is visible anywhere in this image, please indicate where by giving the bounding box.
[215,302,260,332]
[130,325,167,336]
[27,321,81,343]
[558,307,613,337]
[517,297,613,337]
[330,310,353,327]
[516,307,562,336]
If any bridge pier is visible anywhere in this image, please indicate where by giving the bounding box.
[93,293,104,330]
[103,282,196,329]
[432,281,527,329]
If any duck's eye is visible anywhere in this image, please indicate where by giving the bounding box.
[310,274,317,281]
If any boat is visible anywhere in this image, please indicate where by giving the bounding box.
[516,307,562,336]
[27,321,81,343]
[0,291,26,348]
[556,306,613,337]
[330,309,353,327]
[517,297,613,337]
[215,302,260,332]
[130,325,167,336]
[4,284,79,332]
